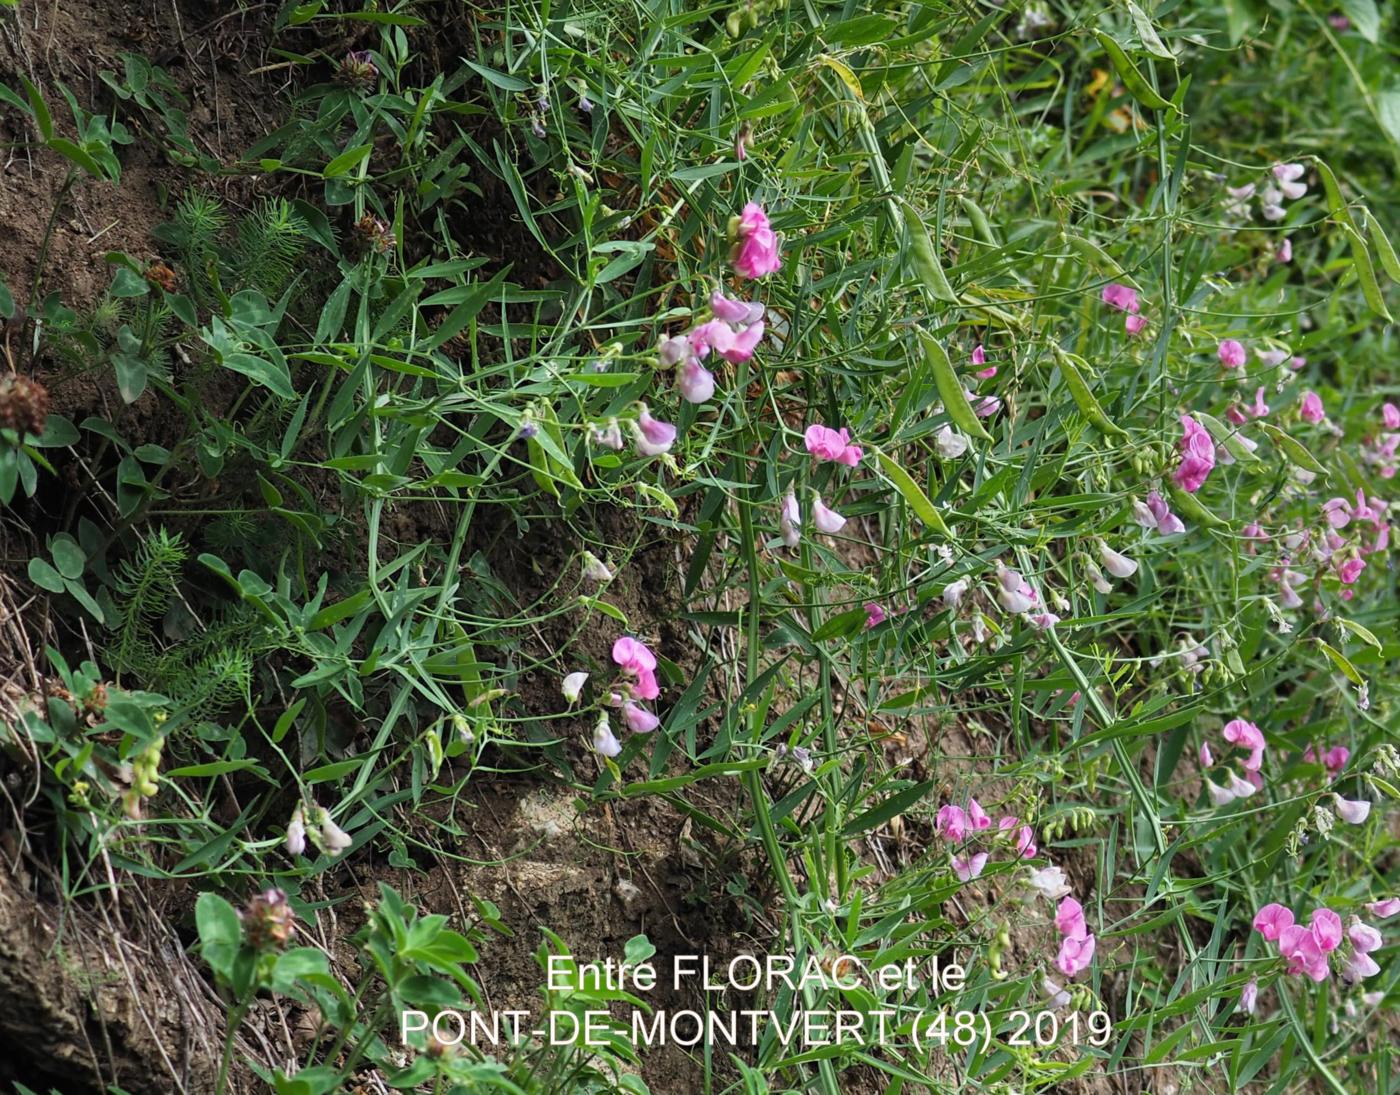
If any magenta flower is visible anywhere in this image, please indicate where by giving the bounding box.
[1338,557,1365,584]
[1218,339,1247,369]
[971,344,997,379]
[1101,283,1139,313]
[1324,745,1350,774]
[1253,903,1295,941]
[1056,896,1088,940]
[1310,908,1343,952]
[612,637,657,674]
[633,407,677,456]
[710,289,764,326]
[1279,924,1329,981]
[967,798,992,831]
[863,602,886,629]
[1299,391,1326,423]
[804,423,863,466]
[935,804,969,842]
[1055,934,1096,978]
[732,201,782,279]
[1125,313,1149,336]
[1384,402,1400,429]
[1222,718,1266,772]
[1174,415,1216,493]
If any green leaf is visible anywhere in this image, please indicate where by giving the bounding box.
[50,535,85,579]
[1338,0,1379,43]
[323,143,372,178]
[195,892,242,950]
[1127,0,1174,59]
[27,557,66,593]
[843,781,934,836]
[876,452,951,536]
[1379,91,1400,149]
[22,77,52,140]
[109,266,150,298]
[920,332,992,442]
[221,352,295,399]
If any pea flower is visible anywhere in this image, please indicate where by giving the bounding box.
[1253,903,1294,942]
[942,577,970,607]
[1273,162,1308,200]
[1223,718,1266,772]
[967,798,992,830]
[1279,924,1329,981]
[1101,283,1139,313]
[1174,415,1215,493]
[1333,795,1371,824]
[935,424,969,459]
[1239,978,1258,1015]
[952,852,988,882]
[732,201,782,279]
[812,495,846,534]
[562,672,589,704]
[285,804,307,856]
[804,423,863,466]
[1384,403,1400,429]
[1366,898,1400,918]
[633,406,677,455]
[1277,237,1292,263]
[934,804,969,842]
[780,492,801,547]
[677,362,716,403]
[863,602,886,629]
[972,344,996,379]
[995,565,1037,614]
[581,552,614,582]
[1135,490,1185,535]
[591,419,624,450]
[623,701,660,733]
[1310,908,1343,952]
[710,289,765,327]
[1098,541,1138,579]
[1027,865,1071,900]
[1056,896,1088,939]
[1055,934,1096,978]
[592,712,622,758]
[1125,313,1149,336]
[314,806,353,857]
[1218,339,1247,368]
[1299,391,1326,423]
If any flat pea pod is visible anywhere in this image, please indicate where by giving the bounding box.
[1094,30,1174,112]
[958,196,998,247]
[1312,157,1354,227]
[1258,422,1330,478]
[1340,223,1393,322]
[903,204,959,304]
[1195,410,1260,463]
[876,451,951,536]
[1166,482,1227,529]
[1359,206,1400,284]
[921,331,992,441]
[1052,347,1127,438]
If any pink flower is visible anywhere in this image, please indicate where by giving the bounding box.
[1056,896,1088,940]
[971,344,997,379]
[1365,898,1400,919]
[935,804,969,842]
[1218,339,1247,368]
[1349,922,1383,953]
[1125,313,1149,336]
[952,852,988,882]
[812,495,846,534]
[804,423,863,466]
[1253,903,1295,941]
[1144,490,1185,535]
[1239,978,1258,1015]
[1333,795,1370,825]
[1101,283,1140,313]
[622,702,660,734]
[633,667,660,701]
[1324,745,1350,775]
[612,637,657,674]
[1199,741,1214,767]
[634,407,677,456]
[967,798,992,831]
[1338,557,1364,584]
[678,362,715,403]
[1277,237,1292,263]
[732,201,781,279]
[1174,415,1216,494]
[1223,718,1266,772]
[1342,950,1381,983]
[710,289,764,326]
[780,492,801,547]
[1384,403,1400,429]
[1300,391,1326,423]
[1310,909,1343,952]
[1010,824,1036,858]
[1249,388,1270,418]
[863,602,886,629]
[1055,934,1096,978]
[1279,924,1329,981]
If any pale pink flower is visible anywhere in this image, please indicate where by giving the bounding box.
[780,492,801,547]
[1028,865,1072,900]
[952,852,989,882]
[1218,339,1247,368]
[1125,314,1149,336]
[967,798,992,831]
[633,407,677,455]
[1205,778,1235,806]
[622,702,660,733]
[1349,922,1383,953]
[710,289,765,326]
[678,362,715,403]
[1384,403,1400,430]
[1098,541,1138,579]
[285,805,307,856]
[1249,387,1270,417]
[1199,742,1213,766]
[1366,898,1400,919]
[732,201,781,279]
[1239,978,1258,1015]
[1277,237,1292,263]
[812,495,846,534]
[1145,490,1185,535]
[1333,795,1371,824]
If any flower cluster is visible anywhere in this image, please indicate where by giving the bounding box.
[589,637,664,757]
[1054,895,1096,978]
[1253,902,1385,984]
[933,797,1036,882]
[1222,162,1309,223]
